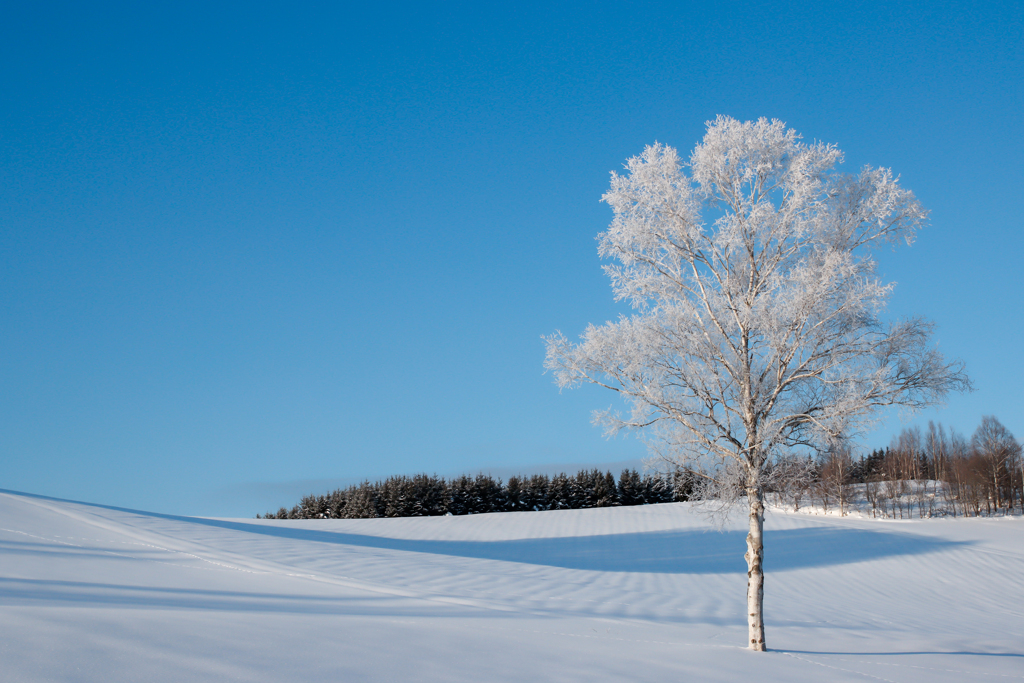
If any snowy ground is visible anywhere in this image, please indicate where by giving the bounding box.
[1,489,1021,682]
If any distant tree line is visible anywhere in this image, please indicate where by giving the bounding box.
[260,417,1020,521]
[770,416,1023,518]
[258,469,693,519]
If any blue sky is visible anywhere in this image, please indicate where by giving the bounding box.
[2,1,1021,516]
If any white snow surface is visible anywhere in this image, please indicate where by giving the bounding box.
[1,490,1021,682]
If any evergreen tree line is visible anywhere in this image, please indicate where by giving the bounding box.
[770,416,1023,518]
[258,468,693,520]
[259,417,1020,521]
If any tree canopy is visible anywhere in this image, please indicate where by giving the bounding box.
[545,116,970,650]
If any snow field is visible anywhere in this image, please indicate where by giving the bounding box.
[1,490,1021,682]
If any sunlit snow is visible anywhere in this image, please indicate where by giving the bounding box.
[1,490,1020,681]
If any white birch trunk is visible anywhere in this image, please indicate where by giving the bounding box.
[745,487,766,651]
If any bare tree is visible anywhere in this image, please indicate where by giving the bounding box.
[820,446,854,516]
[927,421,954,517]
[812,465,833,515]
[544,117,970,650]
[769,453,815,511]
[865,477,882,518]
[882,448,905,518]
[891,426,930,517]
[971,416,1021,515]
[944,429,974,516]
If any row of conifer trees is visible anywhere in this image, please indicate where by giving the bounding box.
[259,468,693,519]
[260,419,1021,521]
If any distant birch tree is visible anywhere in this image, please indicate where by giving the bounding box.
[544,116,970,651]
[971,416,1021,513]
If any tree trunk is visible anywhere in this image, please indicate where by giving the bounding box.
[745,487,766,651]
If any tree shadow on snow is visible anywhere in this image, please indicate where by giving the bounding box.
[1,490,969,574]
[207,524,962,574]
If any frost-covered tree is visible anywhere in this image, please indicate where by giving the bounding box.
[544,116,970,650]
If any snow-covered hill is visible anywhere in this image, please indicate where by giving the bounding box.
[1,489,1021,682]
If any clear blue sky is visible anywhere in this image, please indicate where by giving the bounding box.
[2,1,1021,517]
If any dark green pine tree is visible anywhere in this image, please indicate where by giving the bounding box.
[408,474,444,516]
[523,474,550,511]
[328,488,348,518]
[446,475,473,515]
[506,476,526,511]
[570,470,594,509]
[549,473,571,509]
[638,473,669,504]
[469,474,503,514]
[864,449,886,479]
[593,471,619,507]
[346,482,379,518]
[617,469,643,506]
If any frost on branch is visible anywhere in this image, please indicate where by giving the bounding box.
[543,116,970,651]
[546,116,968,472]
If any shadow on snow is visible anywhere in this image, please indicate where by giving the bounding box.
[1,489,968,574]
[205,523,965,574]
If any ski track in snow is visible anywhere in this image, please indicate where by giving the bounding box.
[1,490,1022,682]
